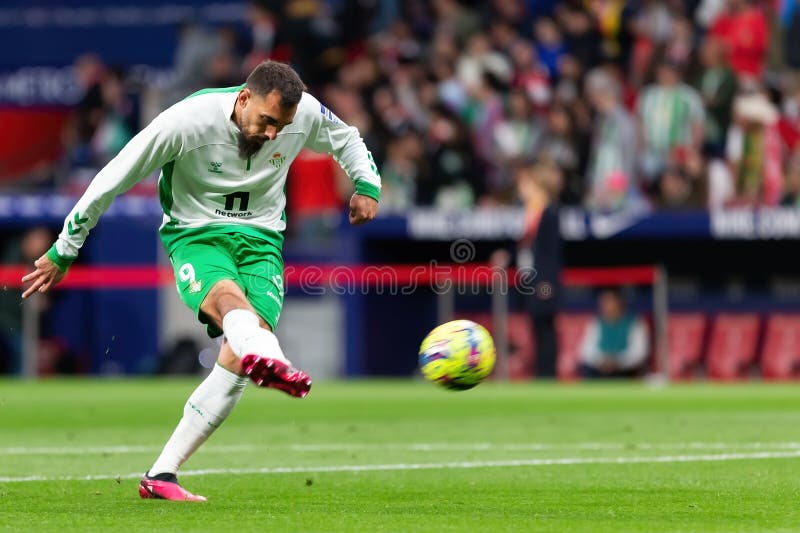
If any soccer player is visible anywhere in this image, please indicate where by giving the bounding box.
[20,61,381,501]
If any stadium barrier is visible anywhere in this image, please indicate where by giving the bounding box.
[0,264,668,380]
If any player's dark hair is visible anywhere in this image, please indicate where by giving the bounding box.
[245,61,306,108]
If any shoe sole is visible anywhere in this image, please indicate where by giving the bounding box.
[240,354,312,398]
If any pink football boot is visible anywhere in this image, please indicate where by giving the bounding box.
[139,472,207,502]
[240,354,312,398]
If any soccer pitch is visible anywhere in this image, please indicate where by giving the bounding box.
[1,380,799,532]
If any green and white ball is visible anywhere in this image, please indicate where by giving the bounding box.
[419,320,496,390]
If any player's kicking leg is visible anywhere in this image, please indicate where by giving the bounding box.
[140,280,310,502]
[203,280,311,397]
[219,318,311,397]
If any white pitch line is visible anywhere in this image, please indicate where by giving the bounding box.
[1,450,800,483]
[0,444,258,456]
[285,442,800,452]
[4,442,800,456]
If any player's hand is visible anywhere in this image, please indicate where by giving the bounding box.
[21,254,65,299]
[349,194,378,226]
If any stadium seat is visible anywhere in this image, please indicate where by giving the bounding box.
[667,313,708,380]
[555,313,593,381]
[705,313,761,380]
[760,314,800,380]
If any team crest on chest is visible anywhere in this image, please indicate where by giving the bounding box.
[268,152,287,169]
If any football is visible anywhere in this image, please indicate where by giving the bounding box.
[418,319,496,390]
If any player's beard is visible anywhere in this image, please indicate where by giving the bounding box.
[237,131,266,159]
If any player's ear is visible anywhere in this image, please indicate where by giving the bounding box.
[239,88,251,107]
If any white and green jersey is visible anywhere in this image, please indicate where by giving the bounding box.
[636,83,704,157]
[47,85,381,269]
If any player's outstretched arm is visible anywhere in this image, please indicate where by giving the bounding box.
[21,253,65,299]
[349,194,378,226]
[304,94,381,221]
[33,105,183,292]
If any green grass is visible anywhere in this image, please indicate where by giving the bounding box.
[1,379,800,532]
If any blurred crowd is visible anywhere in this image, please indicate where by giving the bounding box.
[58,0,800,212]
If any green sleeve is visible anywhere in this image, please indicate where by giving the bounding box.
[354,180,381,202]
[46,243,76,274]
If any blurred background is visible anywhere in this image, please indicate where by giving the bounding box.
[1,0,800,382]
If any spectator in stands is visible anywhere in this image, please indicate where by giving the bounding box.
[168,23,228,104]
[62,57,135,189]
[371,85,413,140]
[463,70,508,195]
[584,68,640,211]
[89,68,134,167]
[656,147,709,209]
[586,0,636,68]
[279,0,345,85]
[417,106,481,208]
[432,0,481,47]
[726,91,784,205]
[696,37,738,156]
[552,54,585,107]
[533,17,566,79]
[206,49,242,89]
[634,0,674,50]
[493,88,542,176]
[489,20,520,57]
[555,2,601,72]
[243,2,276,74]
[432,56,468,114]
[370,0,401,34]
[535,104,585,205]
[26,0,800,215]
[380,132,426,211]
[663,15,696,72]
[629,2,686,89]
[696,0,728,29]
[637,59,705,186]
[578,288,649,379]
[391,54,431,133]
[458,32,513,97]
[663,146,709,208]
[509,38,551,112]
[709,0,768,81]
[524,0,560,20]
[63,54,108,170]
[658,166,695,209]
